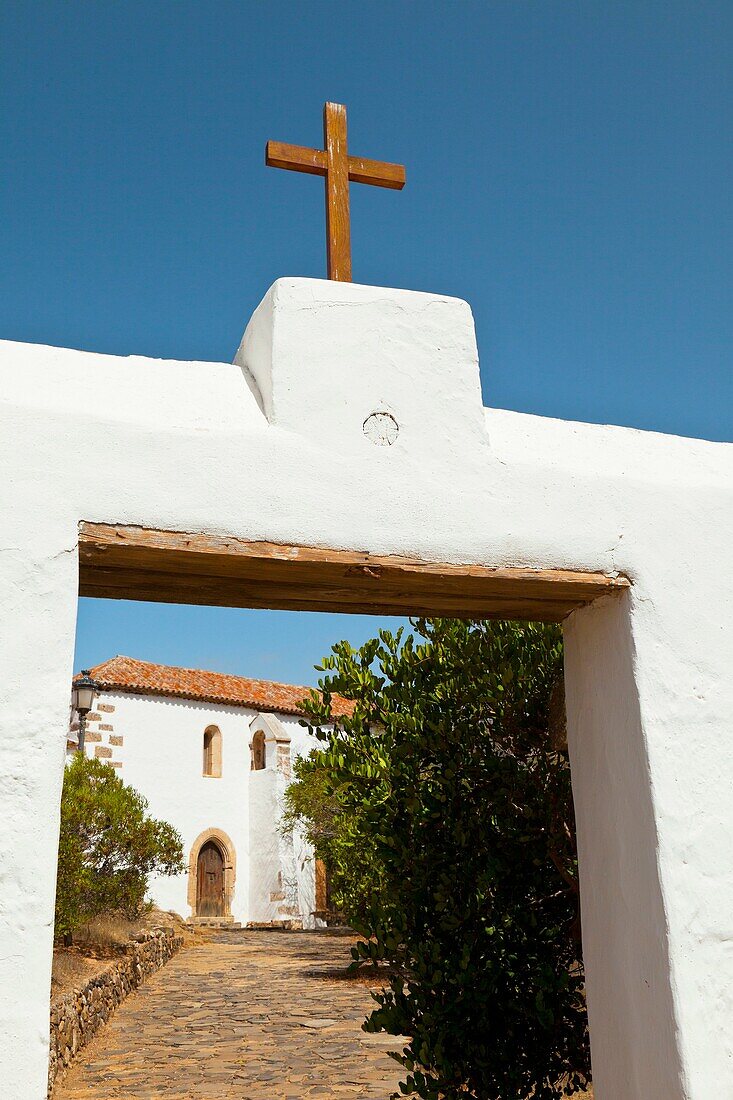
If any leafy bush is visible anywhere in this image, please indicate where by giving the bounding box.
[55,753,185,940]
[289,618,590,1099]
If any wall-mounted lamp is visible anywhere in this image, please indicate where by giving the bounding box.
[71,670,98,754]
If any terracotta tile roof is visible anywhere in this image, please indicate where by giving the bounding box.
[75,655,353,719]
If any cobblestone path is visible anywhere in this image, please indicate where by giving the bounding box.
[55,930,405,1100]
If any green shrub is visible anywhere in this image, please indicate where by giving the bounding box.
[289,618,590,1099]
[55,753,185,941]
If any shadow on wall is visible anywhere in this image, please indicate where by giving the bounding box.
[564,594,684,1098]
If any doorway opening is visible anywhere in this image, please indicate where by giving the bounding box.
[52,521,628,1100]
[187,829,237,921]
[196,840,225,917]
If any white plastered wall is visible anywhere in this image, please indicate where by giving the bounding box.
[1,277,731,1098]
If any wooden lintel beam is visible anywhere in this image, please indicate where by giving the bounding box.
[77,523,629,623]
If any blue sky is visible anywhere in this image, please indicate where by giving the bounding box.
[2,2,730,684]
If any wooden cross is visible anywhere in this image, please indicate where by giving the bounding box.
[266,102,406,282]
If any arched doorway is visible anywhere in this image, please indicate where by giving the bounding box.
[187,828,237,920]
[196,840,225,917]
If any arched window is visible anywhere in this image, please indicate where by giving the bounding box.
[203,726,222,777]
[251,730,266,771]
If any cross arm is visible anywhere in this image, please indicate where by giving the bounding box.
[266,140,405,190]
[347,156,406,190]
[266,141,327,177]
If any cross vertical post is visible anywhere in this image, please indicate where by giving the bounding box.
[323,102,351,281]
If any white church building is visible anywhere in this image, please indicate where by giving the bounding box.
[69,655,346,928]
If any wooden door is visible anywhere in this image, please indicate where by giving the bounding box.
[315,858,328,913]
[196,841,225,917]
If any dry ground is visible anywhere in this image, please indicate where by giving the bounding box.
[52,909,205,998]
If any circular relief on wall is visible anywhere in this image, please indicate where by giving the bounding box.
[363,411,399,447]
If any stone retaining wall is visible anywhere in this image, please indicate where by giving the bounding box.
[48,927,183,1096]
